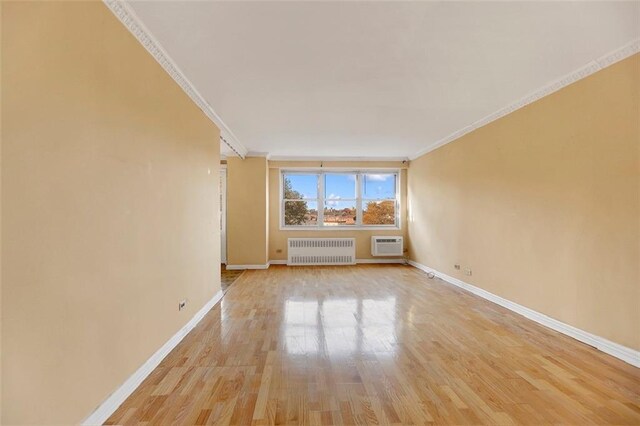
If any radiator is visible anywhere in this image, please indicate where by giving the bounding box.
[287,238,356,266]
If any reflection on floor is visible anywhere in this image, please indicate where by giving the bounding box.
[221,264,244,293]
[106,265,640,425]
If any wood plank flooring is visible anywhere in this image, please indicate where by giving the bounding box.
[221,264,245,293]
[106,265,640,425]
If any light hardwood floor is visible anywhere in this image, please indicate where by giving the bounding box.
[106,265,640,425]
[221,264,245,293]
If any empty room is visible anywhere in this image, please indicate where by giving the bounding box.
[1,1,639,425]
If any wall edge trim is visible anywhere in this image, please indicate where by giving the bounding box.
[102,0,247,158]
[407,260,640,368]
[82,290,225,425]
[356,258,406,264]
[226,264,270,270]
[409,38,640,160]
[269,259,406,265]
[269,156,410,162]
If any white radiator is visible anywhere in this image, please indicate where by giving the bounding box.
[287,238,356,266]
[371,236,403,256]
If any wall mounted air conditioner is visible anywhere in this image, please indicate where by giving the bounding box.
[371,236,403,257]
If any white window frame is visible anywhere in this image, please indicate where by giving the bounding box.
[281,171,320,228]
[280,168,401,231]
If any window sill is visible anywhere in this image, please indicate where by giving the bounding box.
[279,226,401,231]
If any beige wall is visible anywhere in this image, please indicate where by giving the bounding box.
[2,2,221,424]
[227,157,269,266]
[0,2,3,420]
[268,161,408,261]
[408,54,640,350]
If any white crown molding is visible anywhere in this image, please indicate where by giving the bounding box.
[82,289,224,425]
[269,155,410,163]
[408,260,640,368]
[245,151,272,159]
[103,0,247,159]
[410,38,640,160]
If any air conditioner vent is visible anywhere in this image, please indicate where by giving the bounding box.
[371,236,403,257]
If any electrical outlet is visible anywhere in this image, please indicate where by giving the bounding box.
[463,267,472,276]
[179,299,187,311]
[454,264,461,270]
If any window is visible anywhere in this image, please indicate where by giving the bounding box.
[324,173,356,226]
[281,170,399,229]
[362,173,397,225]
[283,173,318,226]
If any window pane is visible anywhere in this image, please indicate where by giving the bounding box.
[323,201,356,226]
[284,201,318,225]
[283,174,318,200]
[325,174,356,200]
[362,200,396,225]
[362,174,396,199]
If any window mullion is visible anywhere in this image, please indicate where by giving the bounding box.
[356,173,363,226]
[317,173,324,227]
[395,172,399,227]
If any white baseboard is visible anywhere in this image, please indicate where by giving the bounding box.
[82,290,224,425]
[407,260,640,368]
[225,264,270,270]
[268,259,405,266]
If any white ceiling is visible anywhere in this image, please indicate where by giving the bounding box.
[127,1,640,159]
